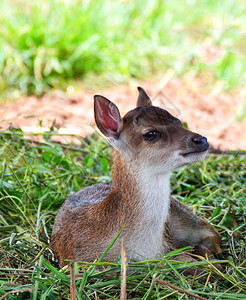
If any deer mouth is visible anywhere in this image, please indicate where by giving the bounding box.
[180,149,208,157]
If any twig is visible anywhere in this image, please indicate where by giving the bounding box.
[0,244,12,269]
[191,269,198,289]
[0,288,35,300]
[154,278,208,300]
[156,69,175,91]
[203,253,212,290]
[70,261,76,300]
[120,238,127,300]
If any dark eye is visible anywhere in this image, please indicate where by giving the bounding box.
[143,130,160,141]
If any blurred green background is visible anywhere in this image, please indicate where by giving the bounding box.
[0,0,246,98]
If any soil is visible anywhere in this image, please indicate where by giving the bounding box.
[0,76,245,151]
[0,41,245,150]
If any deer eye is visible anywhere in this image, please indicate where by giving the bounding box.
[143,130,160,141]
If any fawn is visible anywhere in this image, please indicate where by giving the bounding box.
[51,87,221,267]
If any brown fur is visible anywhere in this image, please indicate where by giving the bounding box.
[51,87,221,267]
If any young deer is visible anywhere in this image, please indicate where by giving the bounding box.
[51,87,221,267]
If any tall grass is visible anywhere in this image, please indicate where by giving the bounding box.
[0,128,245,298]
[0,0,246,95]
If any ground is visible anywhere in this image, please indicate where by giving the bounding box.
[0,75,245,150]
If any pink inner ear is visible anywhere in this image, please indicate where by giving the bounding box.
[97,98,121,135]
[101,115,119,133]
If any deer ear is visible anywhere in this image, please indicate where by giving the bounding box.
[136,87,152,107]
[94,95,123,139]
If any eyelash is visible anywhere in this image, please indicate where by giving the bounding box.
[143,130,160,141]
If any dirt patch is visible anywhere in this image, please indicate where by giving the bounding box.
[0,77,245,150]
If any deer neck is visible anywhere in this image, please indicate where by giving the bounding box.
[112,150,171,225]
[111,150,171,259]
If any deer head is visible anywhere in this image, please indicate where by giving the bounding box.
[94,87,209,175]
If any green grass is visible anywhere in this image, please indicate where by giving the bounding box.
[0,127,245,299]
[0,0,246,96]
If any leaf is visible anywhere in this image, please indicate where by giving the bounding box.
[100,157,109,173]
[217,52,246,87]
[211,205,222,219]
[42,260,69,283]
[0,180,14,190]
[35,165,52,174]
[221,212,234,229]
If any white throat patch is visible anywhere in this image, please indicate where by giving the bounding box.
[125,170,171,259]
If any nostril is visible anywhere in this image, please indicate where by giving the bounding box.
[192,136,209,150]
[192,136,207,144]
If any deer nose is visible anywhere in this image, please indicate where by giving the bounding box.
[192,136,209,151]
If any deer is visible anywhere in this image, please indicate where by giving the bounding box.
[51,87,221,268]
